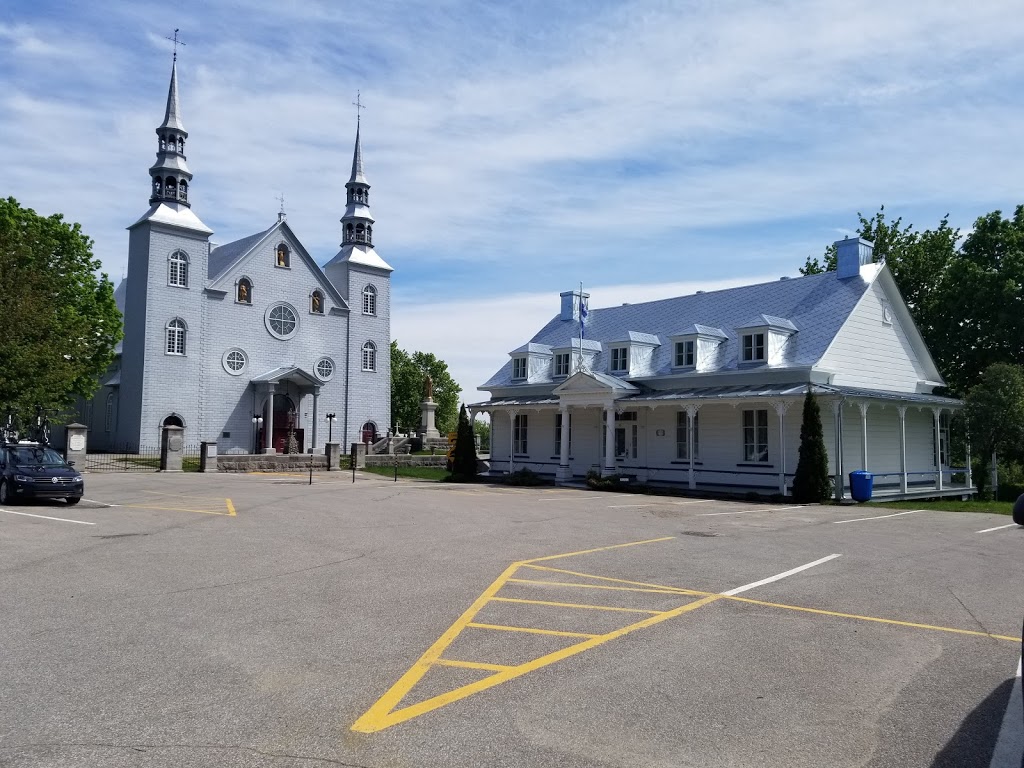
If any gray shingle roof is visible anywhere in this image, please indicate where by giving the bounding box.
[482,270,870,389]
[208,226,275,280]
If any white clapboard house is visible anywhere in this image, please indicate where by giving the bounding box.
[471,238,972,499]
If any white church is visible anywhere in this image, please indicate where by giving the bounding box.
[80,59,392,453]
[473,240,971,500]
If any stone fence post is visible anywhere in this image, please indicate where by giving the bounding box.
[64,423,88,468]
[326,442,341,471]
[161,426,185,472]
[199,441,218,473]
[351,442,367,469]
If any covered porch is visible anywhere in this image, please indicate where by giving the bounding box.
[250,366,323,454]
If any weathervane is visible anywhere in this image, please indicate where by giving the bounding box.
[276,192,286,221]
[165,28,186,62]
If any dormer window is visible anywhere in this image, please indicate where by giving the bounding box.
[554,352,571,377]
[742,332,766,362]
[610,347,628,373]
[675,340,695,367]
[512,357,527,381]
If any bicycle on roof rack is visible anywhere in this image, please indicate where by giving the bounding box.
[1,407,55,445]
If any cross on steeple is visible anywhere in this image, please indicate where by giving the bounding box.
[277,192,287,221]
[166,28,186,62]
[353,90,365,122]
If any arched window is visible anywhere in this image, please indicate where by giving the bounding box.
[362,284,377,316]
[178,180,188,201]
[153,178,162,196]
[165,177,177,198]
[355,223,365,242]
[177,137,184,154]
[366,225,372,243]
[105,393,115,432]
[236,277,252,304]
[310,290,324,314]
[166,318,187,355]
[361,341,377,372]
[168,250,188,287]
[159,137,167,152]
[345,223,354,243]
[276,243,290,267]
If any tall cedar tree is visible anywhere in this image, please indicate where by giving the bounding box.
[450,404,479,481]
[0,198,121,425]
[791,389,831,502]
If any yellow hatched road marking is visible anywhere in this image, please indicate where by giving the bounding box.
[521,536,675,564]
[434,659,515,672]
[467,622,600,639]
[507,578,688,596]
[521,564,702,595]
[490,596,664,615]
[116,497,236,517]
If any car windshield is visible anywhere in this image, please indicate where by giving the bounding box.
[10,446,67,467]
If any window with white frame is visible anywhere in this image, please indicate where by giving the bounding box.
[222,348,247,375]
[266,302,299,339]
[165,318,186,355]
[675,340,695,367]
[316,356,335,381]
[362,342,377,372]
[742,409,769,462]
[514,413,528,454]
[554,412,571,456]
[554,352,571,377]
[676,411,699,460]
[610,346,628,372]
[512,357,527,380]
[362,284,377,316]
[168,250,189,287]
[742,333,766,362]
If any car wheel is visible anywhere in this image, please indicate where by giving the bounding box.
[65,497,81,506]
[0,479,12,506]
[1013,492,1024,526]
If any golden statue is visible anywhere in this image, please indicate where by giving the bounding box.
[312,293,321,312]
[423,373,434,401]
[238,283,248,302]
[277,246,287,266]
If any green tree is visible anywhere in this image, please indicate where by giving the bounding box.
[791,389,831,503]
[389,341,461,435]
[0,198,121,425]
[449,403,479,481]
[473,419,490,452]
[964,363,1024,498]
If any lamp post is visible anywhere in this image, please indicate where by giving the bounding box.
[326,412,336,444]
[251,413,264,455]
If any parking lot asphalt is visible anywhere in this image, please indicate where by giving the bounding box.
[1,471,1022,768]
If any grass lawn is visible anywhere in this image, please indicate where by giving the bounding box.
[362,465,449,481]
[864,498,1015,516]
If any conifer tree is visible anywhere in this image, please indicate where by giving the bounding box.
[791,388,831,502]
[450,403,478,481]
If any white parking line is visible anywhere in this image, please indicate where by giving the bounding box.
[608,504,654,508]
[1,509,96,525]
[977,522,1022,534]
[834,510,918,524]
[722,553,842,596]
[80,498,120,507]
[989,655,1023,768]
[700,505,804,517]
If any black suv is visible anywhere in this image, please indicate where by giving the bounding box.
[0,442,84,505]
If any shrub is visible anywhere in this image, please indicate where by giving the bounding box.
[448,404,479,482]
[791,388,832,503]
[505,468,549,486]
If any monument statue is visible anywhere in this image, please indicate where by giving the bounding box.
[423,372,434,401]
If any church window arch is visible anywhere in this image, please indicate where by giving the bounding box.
[362,284,377,316]
[366,225,372,243]
[315,357,335,381]
[310,290,324,314]
[168,250,189,287]
[236,277,252,304]
[361,341,377,372]
[265,302,299,340]
[177,136,184,154]
[166,318,187,355]
[276,243,290,268]
[104,393,115,433]
[345,223,354,243]
[222,348,248,376]
[153,178,162,197]
[355,223,365,242]
[159,137,167,152]
[178,180,188,201]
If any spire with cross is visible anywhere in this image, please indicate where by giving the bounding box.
[277,192,287,222]
[353,90,365,123]
[165,28,186,62]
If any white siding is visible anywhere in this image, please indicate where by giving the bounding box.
[818,280,928,392]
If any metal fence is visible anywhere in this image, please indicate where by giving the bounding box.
[83,444,202,473]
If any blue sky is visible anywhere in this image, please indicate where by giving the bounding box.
[3,0,1023,400]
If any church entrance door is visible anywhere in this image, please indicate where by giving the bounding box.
[262,394,304,454]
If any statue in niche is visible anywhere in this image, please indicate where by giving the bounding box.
[312,293,321,313]
[422,372,434,401]
[277,246,287,267]
[238,283,248,303]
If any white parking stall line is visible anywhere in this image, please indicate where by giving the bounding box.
[80,499,121,507]
[700,505,804,517]
[977,522,1022,534]
[1,508,96,525]
[834,510,919,524]
[988,655,1023,768]
[722,553,842,596]
[608,504,654,508]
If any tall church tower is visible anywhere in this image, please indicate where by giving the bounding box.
[324,116,393,444]
[117,55,214,449]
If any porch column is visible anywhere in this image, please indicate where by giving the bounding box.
[933,407,943,491]
[508,410,518,474]
[263,384,276,454]
[858,401,869,470]
[773,401,791,495]
[832,400,844,501]
[603,403,616,476]
[556,405,571,482]
[311,387,320,453]
[897,406,908,493]
[687,404,699,491]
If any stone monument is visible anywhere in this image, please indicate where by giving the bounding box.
[419,373,440,440]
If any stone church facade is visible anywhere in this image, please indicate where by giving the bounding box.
[82,60,392,453]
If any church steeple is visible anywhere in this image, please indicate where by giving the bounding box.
[341,117,374,246]
[148,59,194,207]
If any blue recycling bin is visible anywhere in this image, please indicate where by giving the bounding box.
[849,470,873,502]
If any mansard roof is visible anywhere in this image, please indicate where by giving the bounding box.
[482,268,878,389]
